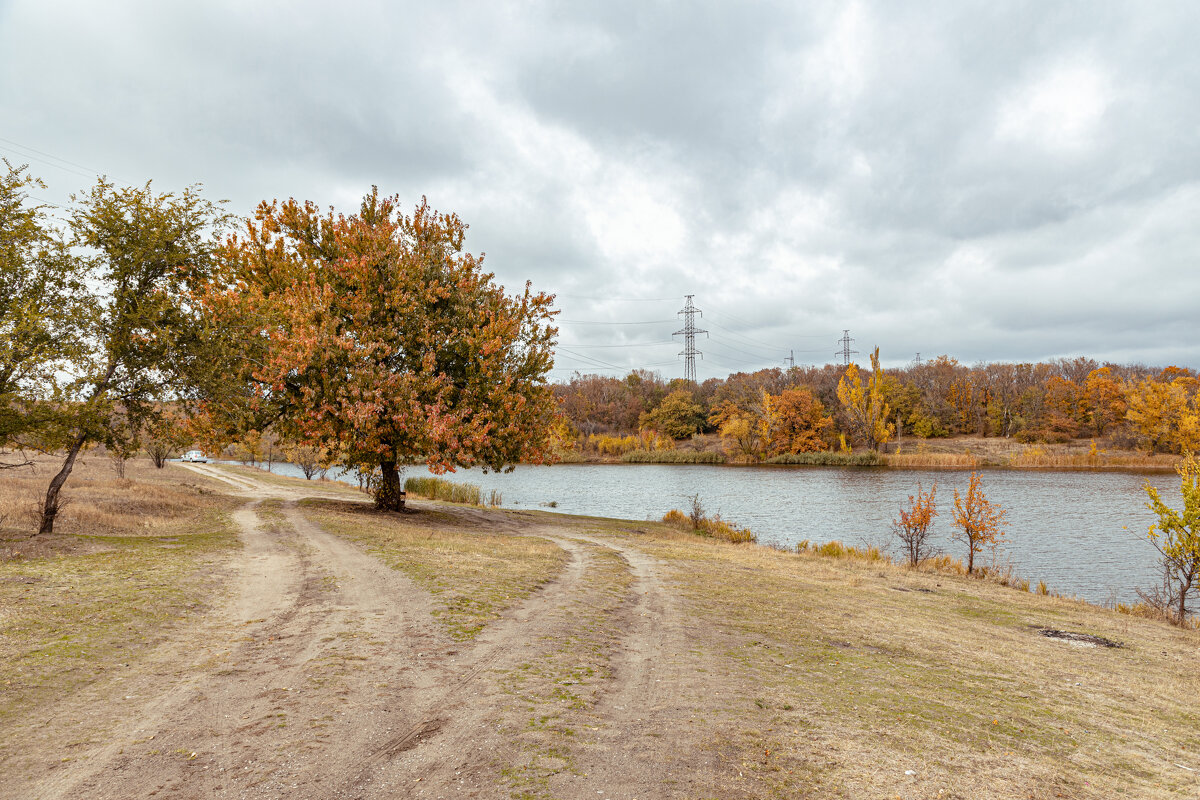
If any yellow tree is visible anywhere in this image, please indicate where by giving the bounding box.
[952,472,1007,574]
[837,346,894,451]
[718,414,760,461]
[755,389,780,456]
[639,388,703,440]
[1142,454,1200,624]
[1126,377,1191,453]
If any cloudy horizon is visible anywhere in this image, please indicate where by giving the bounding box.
[3,0,1197,380]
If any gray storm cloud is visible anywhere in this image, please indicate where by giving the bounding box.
[2,0,1197,379]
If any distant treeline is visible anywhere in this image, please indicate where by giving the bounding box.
[553,357,1199,458]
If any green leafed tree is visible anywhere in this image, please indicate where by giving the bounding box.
[1141,453,1200,624]
[202,189,558,511]
[639,388,704,440]
[0,162,91,467]
[36,179,226,533]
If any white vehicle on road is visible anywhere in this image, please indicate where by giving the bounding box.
[181,450,208,463]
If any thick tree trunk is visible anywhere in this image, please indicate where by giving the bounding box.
[39,434,87,535]
[374,460,405,511]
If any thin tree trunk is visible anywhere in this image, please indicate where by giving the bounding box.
[39,434,87,535]
[1179,571,1192,625]
[38,362,117,535]
[375,460,405,511]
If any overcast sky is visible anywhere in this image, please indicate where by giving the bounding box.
[2,1,1197,380]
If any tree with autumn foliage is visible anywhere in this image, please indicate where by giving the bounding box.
[1141,453,1200,624]
[892,482,938,567]
[768,387,832,454]
[1125,374,1199,454]
[143,405,192,468]
[203,189,557,511]
[1080,367,1126,436]
[951,472,1007,574]
[837,347,894,451]
[639,388,703,440]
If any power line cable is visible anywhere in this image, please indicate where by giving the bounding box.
[555,347,626,371]
[559,318,675,325]
[553,294,675,302]
[558,340,675,349]
[0,135,132,185]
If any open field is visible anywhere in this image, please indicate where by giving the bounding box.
[0,459,1197,798]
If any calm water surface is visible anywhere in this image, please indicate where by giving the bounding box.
[260,461,1175,606]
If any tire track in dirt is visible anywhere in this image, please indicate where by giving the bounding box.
[343,533,596,795]
[32,475,452,799]
[32,496,311,799]
[537,525,726,799]
[28,467,717,798]
[404,506,723,796]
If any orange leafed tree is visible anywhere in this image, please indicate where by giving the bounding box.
[769,387,832,454]
[1080,367,1126,436]
[892,482,938,566]
[951,471,1007,574]
[204,190,558,510]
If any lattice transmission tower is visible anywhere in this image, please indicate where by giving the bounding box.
[673,295,708,383]
[836,329,858,366]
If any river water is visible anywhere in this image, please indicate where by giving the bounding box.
[255,460,1176,606]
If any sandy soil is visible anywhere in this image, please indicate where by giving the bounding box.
[15,464,731,799]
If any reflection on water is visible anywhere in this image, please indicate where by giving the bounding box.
[261,461,1174,606]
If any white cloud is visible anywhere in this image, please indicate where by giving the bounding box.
[995,59,1111,153]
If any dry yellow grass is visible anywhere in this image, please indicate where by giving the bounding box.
[0,456,239,728]
[886,451,980,469]
[890,437,1181,471]
[576,516,1200,798]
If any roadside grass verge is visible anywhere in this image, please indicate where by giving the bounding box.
[561,513,1200,799]
[298,499,566,640]
[0,459,240,730]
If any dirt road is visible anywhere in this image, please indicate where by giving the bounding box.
[22,465,728,799]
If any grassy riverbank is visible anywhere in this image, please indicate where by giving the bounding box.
[1,461,1197,797]
[569,433,1183,471]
